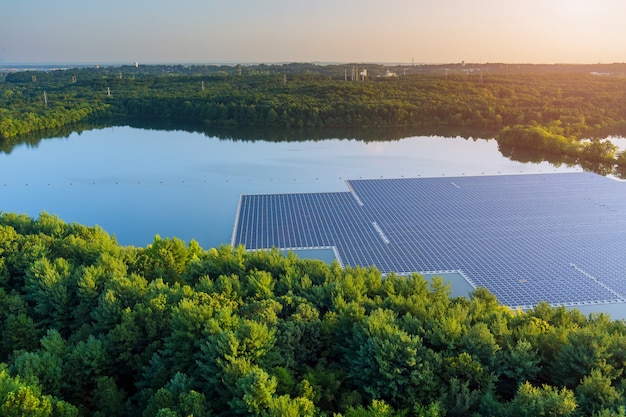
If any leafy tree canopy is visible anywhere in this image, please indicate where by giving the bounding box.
[0,212,625,415]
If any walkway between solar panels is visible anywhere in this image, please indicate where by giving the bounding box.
[232,172,626,310]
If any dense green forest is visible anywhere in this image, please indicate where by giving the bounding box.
[2,63,626,173]
[0,212,625,416]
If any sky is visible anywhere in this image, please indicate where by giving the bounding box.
[1,0,625,65]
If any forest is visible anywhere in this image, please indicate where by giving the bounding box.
[0,212,625,416]
[1,63,626,174]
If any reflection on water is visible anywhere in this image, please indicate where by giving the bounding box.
[421,272,476,299]
[0,119,501,155]
[283,248,337,264]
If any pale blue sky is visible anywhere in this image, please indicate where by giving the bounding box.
[2,0,624,64]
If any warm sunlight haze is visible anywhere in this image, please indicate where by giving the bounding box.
[2,0,624,64]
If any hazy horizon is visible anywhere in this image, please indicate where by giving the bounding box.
[2,0,625,65]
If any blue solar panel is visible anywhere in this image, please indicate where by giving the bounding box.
[232,172,626,309]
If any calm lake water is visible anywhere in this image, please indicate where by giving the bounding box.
[2,125,626,319]
[0,125,583,249]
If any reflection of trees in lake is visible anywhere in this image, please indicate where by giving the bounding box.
[497,142,626,179]
[0,120,114,154]
[579,160,619,177]
[614,164,626,179]
[497,143,579,167]
[0,119,499,153]
[197,124,499,143]
[3,119,624,179]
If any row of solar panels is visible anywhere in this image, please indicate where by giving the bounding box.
[232,172,626,308]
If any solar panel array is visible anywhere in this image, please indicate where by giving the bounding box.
[232,172,626,309]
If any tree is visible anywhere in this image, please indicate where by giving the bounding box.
[63,335,109,407]
[1,386,54,417]
[496,338,541,398]
[509,382,577,417]
[0,363,78,417]
[263,394,315,417]
[461,322,500,371]
[344,308,437,408]
[0,224,19,288]
[24,257,74,333]
[143,373,208,417]
[343,399,403,417]
[272,301,322,371]
[575,369,621,416]
[439,377,480,417]
[233,367,277,415]
[10,329,67,398]
[0,313,40,358]
[549,326,615,387]
[139,235,202,284]
[92,377,126,417]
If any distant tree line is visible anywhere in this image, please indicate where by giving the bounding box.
[0,212,625,416]
[2,63,626,170]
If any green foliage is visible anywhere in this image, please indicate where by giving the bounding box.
[0,312,41,357]
[263,394,315,417]
[343,399,406,417]
[92,376,126,417]
[143,372,208,417]
[550,325,616,387]
[497,124,580,156]
[575,369,622,416]
[138,235,202,284]
[509,382,578,417]
[496,338,541,398]
[496,124,624,171]
[344,308,436,407]
[0,213,625,415]
[0,363,79,417]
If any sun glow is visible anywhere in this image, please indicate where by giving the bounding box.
[554,0,612,21]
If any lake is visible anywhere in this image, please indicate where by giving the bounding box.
[0,125,583,249]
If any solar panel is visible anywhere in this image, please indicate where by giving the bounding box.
[232,172,626,309]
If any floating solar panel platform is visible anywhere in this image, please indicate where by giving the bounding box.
[232,172,626,309]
